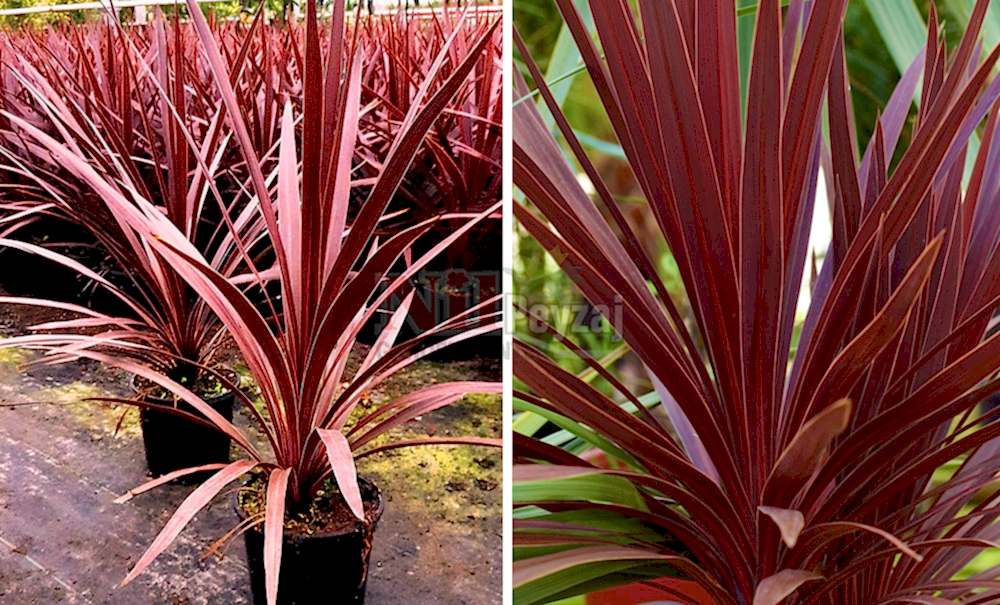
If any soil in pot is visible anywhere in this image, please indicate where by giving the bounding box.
[238,475,386,605]
[133,370,235,481]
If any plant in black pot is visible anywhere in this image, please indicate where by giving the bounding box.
[5,2,501,603]
[0,11,261,479]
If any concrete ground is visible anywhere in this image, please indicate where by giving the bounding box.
[0,308,501,605]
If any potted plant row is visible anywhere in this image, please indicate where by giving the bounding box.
[0,12,247,478]
[0,2,501,603]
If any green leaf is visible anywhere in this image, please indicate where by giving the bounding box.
[514,546,679,605]
[545,597,585,605]
[512,407,550,436]
[864,0,981,180]
[574,130,626,159]
[736,0,792,18]
[518,509,666,545]
[940,0,1000,52]
[514,505,551,520]
[518,389,661,458]
[862,0,927,75]
[514,544,582,561]
[539,0,593,129]
[515,64,589,107]
[514,467,649,511]
[539,566,679,605]
[574,343,630,384]
[514,560,655,605]
[514,398,642,469]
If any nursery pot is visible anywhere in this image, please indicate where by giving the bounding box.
[133,375,235,480]
[239,477,385,605]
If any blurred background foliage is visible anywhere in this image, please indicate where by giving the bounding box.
[0,0,92,26]
[0,0,263,27]
[0,0,471,28]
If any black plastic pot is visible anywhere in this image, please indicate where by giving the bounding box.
[133,376,235,480]
[240,478,385,605]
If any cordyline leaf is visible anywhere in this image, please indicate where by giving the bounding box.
[66,349,259,457]
[0,107,223,352]
[513,465,648,512]
[276,100,302,316]
[515,557,667,605]
[797,521,923,563]
[513,396,641,470]
[264,468,291,605]
[752,569,822,605]
[0,13,246,373]
[31,317,138,331]
[316,429,364,522]
[0,296,117,320]
[182,0,283,280]
[113,463,229,504]
[348,381,502,442]
[331,16,501,290]
[348,380,503,436]
[805,234,943,417]
[883,597,956,605]
[0,234,151,325]
[355,437,501,459]
[357,289,415,376]
[0,16,502,605]
[740,0,783,482]
[120,460,256,586]
[649,373,719,483]
[758,506,805,549]
[513,544,675,588]
[766,398,852,503]
[859,50,925,189]
[515,545,733,605]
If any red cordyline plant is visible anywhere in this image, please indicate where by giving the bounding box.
[3,2,500,603]
[0,11,273,384]
[353,11,502,344]
[358,10,502,219]
[513,1,1000,604]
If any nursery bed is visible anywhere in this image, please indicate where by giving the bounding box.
[0,305,501,605]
